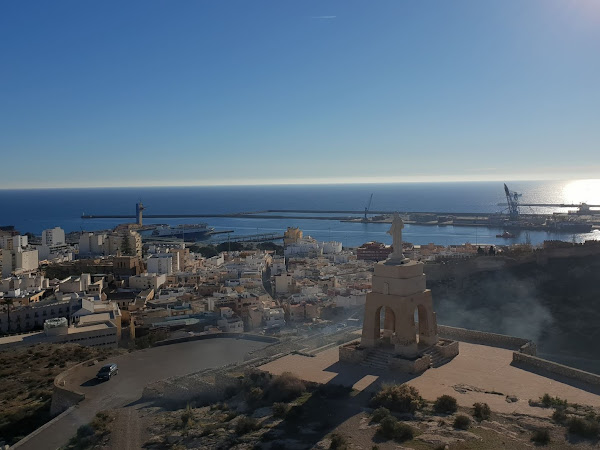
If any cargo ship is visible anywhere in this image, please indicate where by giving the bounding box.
[138,223,214,241]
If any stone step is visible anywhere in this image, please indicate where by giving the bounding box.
[360,361,389,370]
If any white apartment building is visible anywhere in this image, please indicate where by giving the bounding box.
[58,274,92,293]
[1,235,28,250]
[78,232,106,256]
[263,307,285,329]
[42,227,65,246]
[128,273,167,290]
[147,254,173,275]
[0,316,118,349]
[1,247,39,278]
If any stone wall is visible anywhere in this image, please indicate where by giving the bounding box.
[50,359,90,415]
[154,332,279,346]
[436,339,460,358]
[338,342,366,364]
[512,352,600,386]
[438,325,535,355]
[389,354,431,373]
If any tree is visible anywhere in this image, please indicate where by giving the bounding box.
[2,298,14,333]
[121,233,132,256]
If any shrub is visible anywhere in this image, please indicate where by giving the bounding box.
[317,383,352,399]
[246,387,264,406]
[180,404,194,428]
[472,402,491,421]
[370,384,423,414]
[272,402,289,418]
[551,408,567,424]
[453,414,471,430]
[433,395,458,414]
[393,422,414,442]
[329,433,348,450]
[531,429,550,445]
[378,416,414,442]
[76,424,94,439]
[567,417,600,439]
[540,393,567,409]
[235,416,260,435]
[371,407,391,423]
[264,372,306,403]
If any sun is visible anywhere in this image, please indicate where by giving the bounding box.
[561,179,600,205]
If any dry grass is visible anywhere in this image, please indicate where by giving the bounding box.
[0,343,120,445]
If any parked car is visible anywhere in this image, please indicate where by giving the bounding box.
[96,363,118,381]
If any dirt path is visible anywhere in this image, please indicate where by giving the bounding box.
[109,407,144,450]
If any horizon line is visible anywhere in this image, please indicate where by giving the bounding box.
[0,175,596,191]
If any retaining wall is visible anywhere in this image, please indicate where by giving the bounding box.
[438,325,536,355]
[436,339,460,358]
[49,359,93,415]
[338,342,366,364]
[154,332,279,346]
[512,352,600,386]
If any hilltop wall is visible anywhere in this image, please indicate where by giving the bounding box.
[438,325,536,355]
[513,353,600,386]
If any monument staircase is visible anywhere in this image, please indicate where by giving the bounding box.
[360,348,397,370]
[421,346,453,368]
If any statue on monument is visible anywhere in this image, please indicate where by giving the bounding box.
[387,212,405,261]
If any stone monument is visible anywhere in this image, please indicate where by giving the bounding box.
[339,213,459,373]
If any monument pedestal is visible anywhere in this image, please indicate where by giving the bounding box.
[340,214,458,373]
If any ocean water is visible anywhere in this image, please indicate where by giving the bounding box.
[1,180,599,247]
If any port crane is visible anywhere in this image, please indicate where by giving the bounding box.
[364,193,373,220]
[503,184,521,220]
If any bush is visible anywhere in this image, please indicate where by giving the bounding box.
[540,393,567,409]
[329,433,348,450]
[272,402,289,418]
[76,424,94,439]
[453,414,471,430]
[317,383,352,399]
[433,395,458,414]
[370,384,423,414]
[371,407,391,423]
[264,372,306,403]
[246,387,264,407]
[472,402,491,421]
[180,404,194,428]
[531,429,550,445]
[551,408,567,424]
[567,416,600,439]
[235,416,260,435]
[378,416,414,442]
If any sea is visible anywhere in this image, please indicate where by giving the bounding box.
[1,180,599,247]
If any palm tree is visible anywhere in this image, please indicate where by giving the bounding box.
[2,298,14,333]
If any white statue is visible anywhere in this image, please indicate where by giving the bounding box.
[387,212,405,261]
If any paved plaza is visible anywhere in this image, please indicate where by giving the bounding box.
[259,341,600,416]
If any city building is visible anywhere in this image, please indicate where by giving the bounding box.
[147,254,174,275]
[78,232,106,257]
[42,227,65,246]
[0,316,118,349]
[1,246,39,278]
[357,241,393,261]
[128,273,167,290]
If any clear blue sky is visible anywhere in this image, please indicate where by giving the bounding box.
[1,0,599,188]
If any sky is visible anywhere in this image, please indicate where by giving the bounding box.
[1,0,600,188]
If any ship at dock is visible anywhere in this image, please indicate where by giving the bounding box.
[138,223,214,241]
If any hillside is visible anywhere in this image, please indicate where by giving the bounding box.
[430,253,600,374]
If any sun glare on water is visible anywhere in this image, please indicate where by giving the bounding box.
[561,179,600,205]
